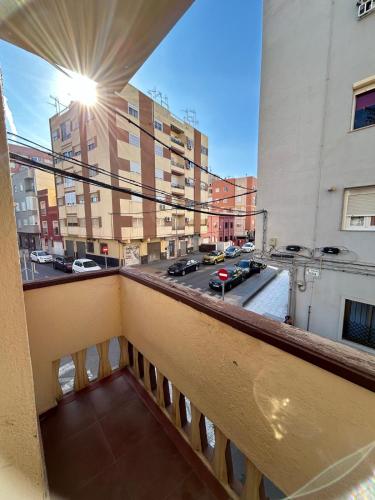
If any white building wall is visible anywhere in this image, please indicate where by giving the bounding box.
[257,0,375,346]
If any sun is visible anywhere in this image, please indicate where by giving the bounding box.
[55,68,97,106]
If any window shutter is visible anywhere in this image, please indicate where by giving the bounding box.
[347,192,375,216]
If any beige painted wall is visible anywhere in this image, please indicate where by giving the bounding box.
[24,275,121,413]
[119,276,375,498]
[0,89,46,497]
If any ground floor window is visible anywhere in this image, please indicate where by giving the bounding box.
[342,299,375,349]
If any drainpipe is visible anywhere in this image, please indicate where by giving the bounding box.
[261,210,268,255]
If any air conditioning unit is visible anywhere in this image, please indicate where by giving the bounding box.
[357,0,375,18]
[185,217,190,223]
[164,217,172,222]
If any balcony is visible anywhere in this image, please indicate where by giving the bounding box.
[171,159,185,175]
[22,269,375,500]
[171,136,185,149]
[171,181,185,195]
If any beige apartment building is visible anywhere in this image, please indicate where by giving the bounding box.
[50,84,209,266]
[257,0,375,352]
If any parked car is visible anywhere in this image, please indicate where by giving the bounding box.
[224,246,241,258]
[241,242,255,253]
[236,259,266,279]
[167,258,200,276]
[202,251,225,265]
[30,250,53,264]
[72,258,101,273]
[53,255,74,273]
[208,266,244,292]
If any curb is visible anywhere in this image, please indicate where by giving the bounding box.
[241,269,281,307]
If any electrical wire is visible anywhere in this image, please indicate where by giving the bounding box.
[9,152,266,218]
[8,132,254,214]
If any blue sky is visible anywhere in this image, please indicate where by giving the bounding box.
[1,0,262,178]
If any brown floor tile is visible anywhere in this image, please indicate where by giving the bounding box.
[41,397,96,453]
[82,374,137,419]
[100,398,161,458]
[115,430,193,500]
[70,462,132,500]
[46,422,115,498]
[165,471,218,500]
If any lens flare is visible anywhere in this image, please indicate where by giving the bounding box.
[56,69,97,106]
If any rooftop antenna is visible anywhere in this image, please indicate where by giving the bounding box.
[182,108,198,128]
[48,95,68,114]
[147,87,169,110]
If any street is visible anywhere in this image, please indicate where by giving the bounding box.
[138,253,277,302]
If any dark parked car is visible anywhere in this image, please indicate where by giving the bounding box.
[225,246,241,258]
[53,255,74,272]
[167,258,200,276]
[236,259,267,279]
[208,266,243,292]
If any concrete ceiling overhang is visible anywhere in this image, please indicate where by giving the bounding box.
[0,0,193,92]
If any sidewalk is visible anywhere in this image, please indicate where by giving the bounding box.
[223,266,279,307]
[244,270,289,321]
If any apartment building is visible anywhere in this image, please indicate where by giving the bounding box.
[256,0,375,352]
[37,188,63,255]
[9,144,55,251]
[204,176,256,244]
[50,84,209,265]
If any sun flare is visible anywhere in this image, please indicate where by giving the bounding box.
[56,69,97,106]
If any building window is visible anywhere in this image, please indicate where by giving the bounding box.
[20,184,24,192]
[23,218,28,226]
[15,202,20,212]
[67,216,78,227]
[186,160,194,170]
[52,220,59,235]
[200,182,208,191]
[64,176,74,188]
[186,138,193,150]
[155,168,164,179]
[52,129,60,142]
[129,133,140,147]
[90,192,100,203]
[230,222,233,228]
[77,195,85,204]
[88,164,99,177]
[60,120,71,141]
[63,150,73,158]
[40,201,46,215]
[154,120,163,131]
[342,186,375,230]
[215,188,220,193]
[353,88,375,130]
[343,299,375,349]
[201,145,208,155]
[130,161,141,174]
[17,219,22,229]
[73,146,81,157]
[128,104,139,119]
[92,217,102,228]
[42,220,48,235]
[223,186,229,192]
[21,201,26,211]
[86,241,94,253]
[155,143,163,157]
[65,192,76,206]
[87,137,97,151]
[13,184,18,193]
[28,215,38,225]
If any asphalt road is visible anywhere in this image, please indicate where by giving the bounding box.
[21,260,67,281]
[138,253,273,300]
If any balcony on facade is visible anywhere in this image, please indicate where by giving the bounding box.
[171,157,185,175]
[22,268,375,500]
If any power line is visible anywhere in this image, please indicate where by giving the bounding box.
[9,152,265,218]
[8,132,254,214]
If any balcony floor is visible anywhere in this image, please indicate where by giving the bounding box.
[40,370,217,500]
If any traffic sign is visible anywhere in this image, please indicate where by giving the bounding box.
[101,245,109,255]
[218,268,228,281]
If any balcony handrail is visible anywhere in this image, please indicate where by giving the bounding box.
[23,267,375,391]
